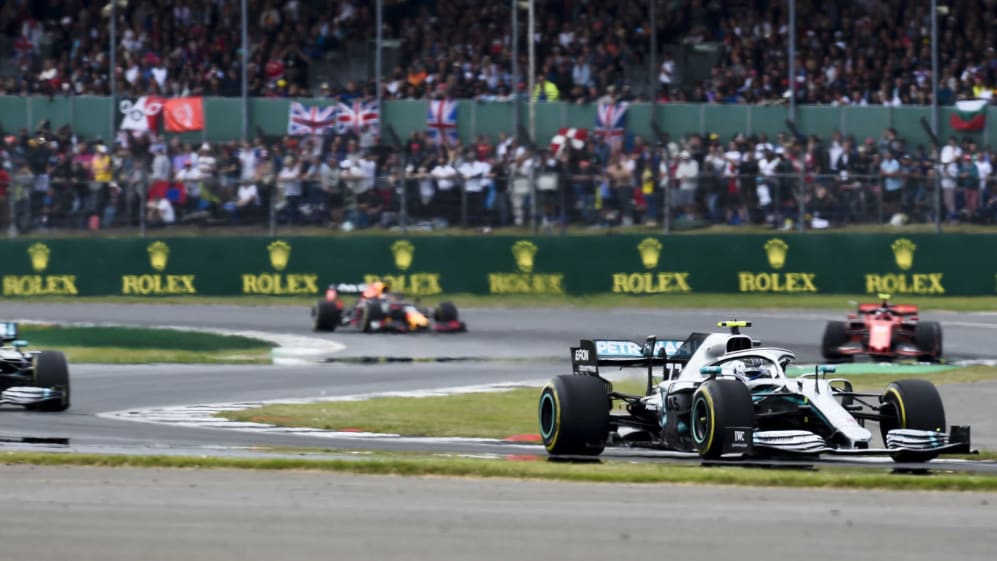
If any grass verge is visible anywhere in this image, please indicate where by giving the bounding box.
[1,451,995,490]
[12,293,997,311]
[219,366,997,440]
[18,325,275,364]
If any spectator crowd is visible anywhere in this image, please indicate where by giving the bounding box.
[2,0,997,106]
[2,120,997,234]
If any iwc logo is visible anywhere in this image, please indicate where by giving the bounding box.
[611,237,691,294]
[2,242,79,296]
[488,240,563,294]
[242,240,318,295]
[364,239,442,295]
[865,238,944,294]
[738,238,817,293]
[121,241,197,295]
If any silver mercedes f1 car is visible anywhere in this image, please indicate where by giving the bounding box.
[538,321,970,461]
[0,322,71,411]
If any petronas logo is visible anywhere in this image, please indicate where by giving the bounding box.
[391,240,415,271]
[27,242,51,272]
[764,238,788,270]
[637,237,662,269]
[268,240,292,271]
[512,240,538,273]
[147,241,170,271]
[891,238,916,271]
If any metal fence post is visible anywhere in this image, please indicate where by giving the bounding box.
[460,177,468,228]
[529,161,537,235]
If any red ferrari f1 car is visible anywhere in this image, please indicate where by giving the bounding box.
[311,281,466,333]
[822,294,942,362]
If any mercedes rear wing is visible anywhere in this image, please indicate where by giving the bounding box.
[571,336,689,393]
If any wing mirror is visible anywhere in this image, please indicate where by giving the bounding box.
[817,365,836,375]
[700,366,722,376]
[13,340,29,348]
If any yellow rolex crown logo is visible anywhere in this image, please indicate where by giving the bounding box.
[637,237,663,269]
[267,240,292,271]
[391,240,415,271]
[764,238,789,270]
[148,241,170,271]
[27,242,51,272]
[891,238,916,271]
[512,240,538,273]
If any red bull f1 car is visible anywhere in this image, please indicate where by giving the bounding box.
[311,282,466,333]
[822,294,942,362]
[538,321,970,462]
[0,322,71,411]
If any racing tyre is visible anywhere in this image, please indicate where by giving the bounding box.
[691,379,753,459]
[880,379,946,462]
[821,321,852,362]
[434,301,459,323]
[538,375,609,456]
[312,301,340,332]
[914,321,942,362]
[360,302,384,333]
[32,351,70,412]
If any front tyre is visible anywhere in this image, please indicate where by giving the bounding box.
[538,375,609,456]
[880,379,946,462]
[821,321,851,362]
[32,351,70,412]
[434,301,459,323]
[691,379,753,459]
[914,321,943,362]
[312,301,340,332]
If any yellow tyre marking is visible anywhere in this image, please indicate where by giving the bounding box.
[542,384,561,452]
[886,387,907,427]
[699,387,717,456]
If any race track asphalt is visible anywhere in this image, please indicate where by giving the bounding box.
[2,302,997,560]
[1,466,994,561]
[2,302,997,457]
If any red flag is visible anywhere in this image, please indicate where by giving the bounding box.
[163,97,205,132]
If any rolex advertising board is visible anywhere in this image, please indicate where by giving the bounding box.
[0,234,992,297]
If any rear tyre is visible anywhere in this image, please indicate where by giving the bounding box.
[880,379,946,462]
[312,301,340,332]
[691,379,753,459]
[538,375,609,456]
[821,321,850,361]
[32,351,70,412]
[915,321,943,362]
[434,301,459,323]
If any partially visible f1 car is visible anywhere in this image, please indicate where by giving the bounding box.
[0,322,71,411]
[312,282,466,333]
[822,294,942,362]
[538,321,970,461]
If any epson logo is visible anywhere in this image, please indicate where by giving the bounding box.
[574,349,590,362]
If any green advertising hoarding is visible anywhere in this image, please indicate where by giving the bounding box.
[0,234,992,298]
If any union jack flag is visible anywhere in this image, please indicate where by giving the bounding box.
[426,99,459,146]
[594,101,628,146]
[335,100,380,135]
[287,102,338,136]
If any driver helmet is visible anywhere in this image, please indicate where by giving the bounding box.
[721,360,747,380]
